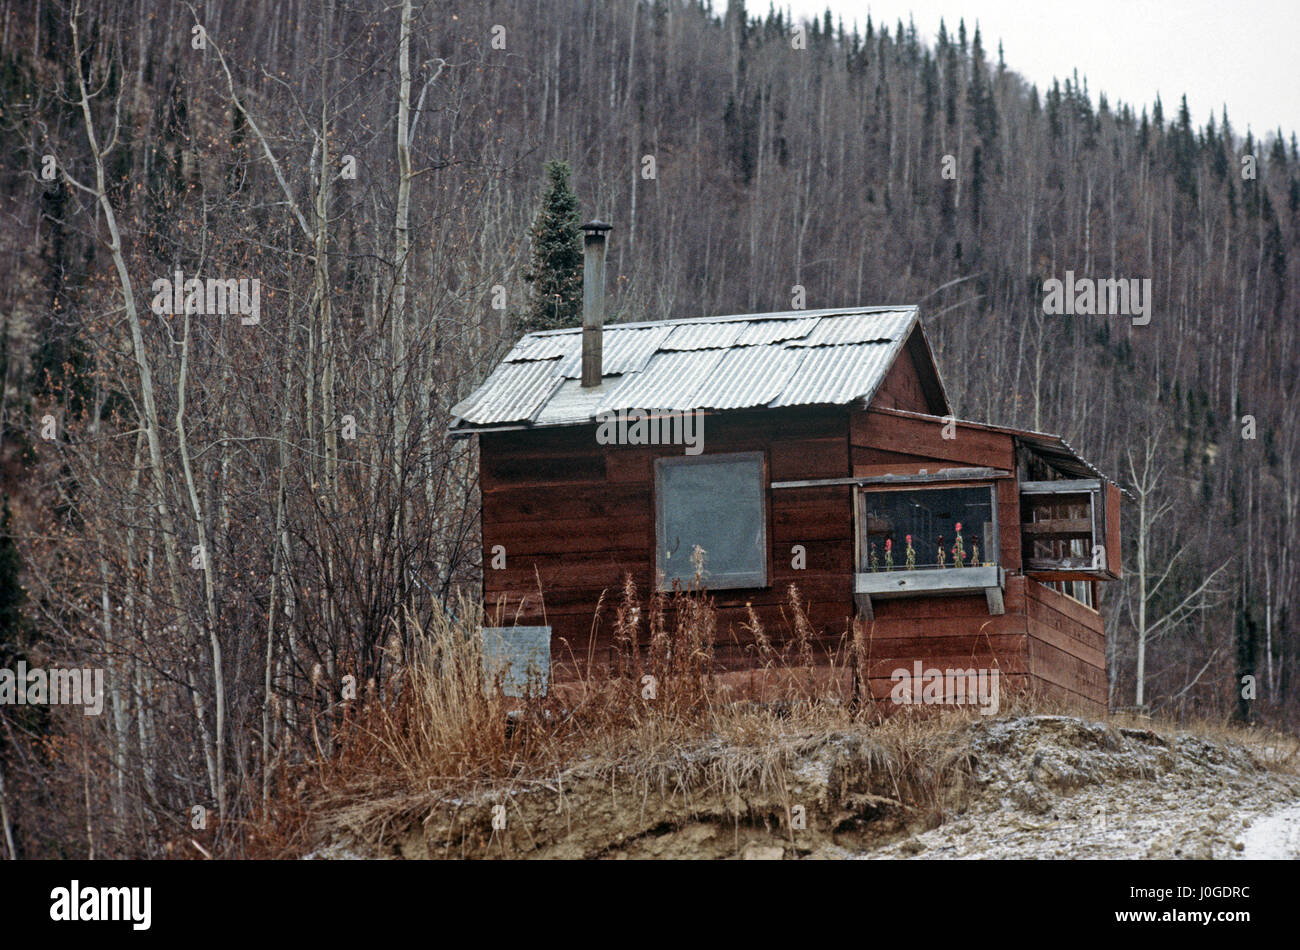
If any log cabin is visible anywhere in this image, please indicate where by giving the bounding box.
[450,223,1123,715]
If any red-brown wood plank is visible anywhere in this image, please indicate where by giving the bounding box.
[1025,578,1105,633]
[870,347,932,413]
[1027,637,1108,701]
[770,437,849,480]
[851,409,1016,469]
[997,478,1022,571]
[1105,481,1123,577]
[1026,617,1105,670]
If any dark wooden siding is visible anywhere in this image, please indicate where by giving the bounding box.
[856,576,1031,703]
[1105,481,1123,577]
[850,408,1017,471]
[871,345,932,412]
[481,406,854,671]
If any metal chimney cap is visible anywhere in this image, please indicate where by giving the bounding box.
[579,219,613,233]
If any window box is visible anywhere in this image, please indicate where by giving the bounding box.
[857,483,999,572]
[855,566,1006,617]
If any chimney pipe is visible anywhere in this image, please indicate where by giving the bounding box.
[579,219,612,388]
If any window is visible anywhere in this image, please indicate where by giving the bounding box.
[655,452,767,590]
[857,485,998,572]
[1045,580,1095,608]
[1020,479,1121,580]
[852,482,1006,617]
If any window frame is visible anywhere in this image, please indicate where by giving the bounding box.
[851,479,1007,618]
[853,481,1001,573]
[1019,479,1120,581]
[653,450,769,592]
[1045,578,1097,610]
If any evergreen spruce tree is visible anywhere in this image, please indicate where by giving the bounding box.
[942,26,959,131]
[0,499,23,658]
[968,27,998,152]
[1269,128,1289,169]
[920,50,938,153]
[521,160,583,335]
[0,496,37,859]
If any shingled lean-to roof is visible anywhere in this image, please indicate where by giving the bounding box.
[448,305,945,432]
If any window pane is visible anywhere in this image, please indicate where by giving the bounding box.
[859,486,997,570]
[657,453,766,589]
[1023,491,1094,568]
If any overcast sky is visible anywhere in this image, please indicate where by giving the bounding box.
[778,0,1298,142]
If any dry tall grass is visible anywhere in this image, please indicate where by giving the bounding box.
[247,580,867,850]
[326,579,862,789]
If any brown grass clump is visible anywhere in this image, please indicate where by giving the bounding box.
[255,579,869,852]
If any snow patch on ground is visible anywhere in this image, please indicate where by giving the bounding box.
[1235,804,1300,860]
[857,716,1300,860]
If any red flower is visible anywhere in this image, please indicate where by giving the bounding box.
[905,534,912,544]
[955,522,963,532]
[885,538,893,550]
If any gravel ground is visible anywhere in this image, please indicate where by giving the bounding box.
[307,714,1300,860]
[853,716,1300,860]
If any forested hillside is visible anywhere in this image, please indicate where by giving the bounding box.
[0,0,1295,857]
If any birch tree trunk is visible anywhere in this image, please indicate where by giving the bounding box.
[391,0,413,480]
[70,5,221,809]
[176,308,227,818]
[0,758,15,859]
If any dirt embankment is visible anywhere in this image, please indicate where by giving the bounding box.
[306,715,1300,860]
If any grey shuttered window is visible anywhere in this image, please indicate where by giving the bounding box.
[654,452,767,590]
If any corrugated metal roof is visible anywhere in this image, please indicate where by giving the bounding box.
[556,324,673,378]
[448,359,563,425]
[734,318,819,346]
[770,341,899,406]
[502,335,574,362]
[452,304,1123,493]
[449,305,923,428]
[661,322,746,350]
[533,377,628,426]
[445,304,1116,491]
[786,309,914,346]
[597,349,726,412]
[688,345,806,409]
